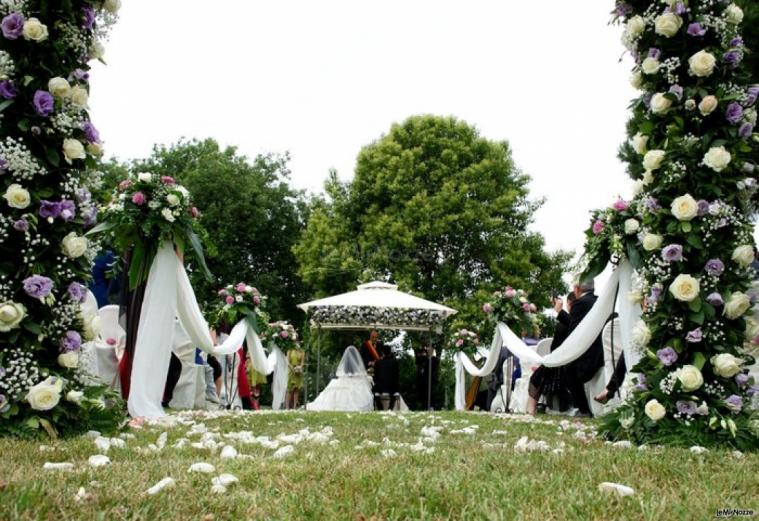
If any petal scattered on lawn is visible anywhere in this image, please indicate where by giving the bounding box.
[94,437,111,453]
[88,455,110,468]
[220,445,238,459]
[43,462,73,471]
[211,474,238,487]
[74,487,92,502]
[273,445,294,459]
[612,441,633,449]
[146,477,175,496]
[690,446,708,455]
[598,482,635,497]
[211,484,226,494]
[188,463,216,474]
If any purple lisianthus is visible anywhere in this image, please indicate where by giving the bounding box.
[82,206,98,227]
[615,3,632,16]
[730,36,744,48]
[739,122,754,139]
[60,330,82,352]
[706,292,724,306]
[13,218,28,232]
[704,258,725,276]
[81,6,96,29]
[648,48,662,60]
[745,86,759,108]
[39,200,61,219]
[73,69,90,82]
[634,374,648,392]
[696,199,710,216]
[1,12,24,40]
[645,197,661,212]
[726,102,744,124]
[649,284,663,304]
[673,2,686,15]
[0,157,6,172]
[59,199,76,221]
[0,80,17,99]
[725,394,743,413]
[748,385,759,397]
[656,346,678,366]
[685,327,703,343]
[662,244,683,262]
[735,373,749,387]
[76,188,91,205]
[67,282,87,303]
[687,22,706,37]
[23,275,54,299]
[723,51,742,68]
[669,84,683,100]
[33,90,54,117]
[676,400,697,415]
[82,121,100,143]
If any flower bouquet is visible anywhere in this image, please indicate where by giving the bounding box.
[261,321,299,352]
[90,172,210,289]
[210,282,268,334]
[449,328,480,357]
[482,286,539,336]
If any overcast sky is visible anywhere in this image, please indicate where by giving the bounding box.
[89,0,638,257]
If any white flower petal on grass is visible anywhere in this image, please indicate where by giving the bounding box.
[85,430,101,439]
[74,487,93,502]
[381,449,397,458]
[598,482,635,497]
[88,455,110,468]
[119,433,136,440]
[612,441,633,449]
[211,474,238,487]
[188,463,216,474]
[273,445,294,459]
[211,484,227,494]
[690,446,708,455]
[156,432,167,450]
[220,445,238,459]
[733,451,743,459]
[43,462,74,471]
[94,437,111,453]
[109,438,126,449]
[39,445,53,452]
[146,477,175,496]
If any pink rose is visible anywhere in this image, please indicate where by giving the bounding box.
[482,303,493,314]
[190,206,200,218]
[235,283,246,292]
[505,288,517,298]
[106,337,117,346]
[218,289,227,296]
[455,339,464,347]
[160,176,175,185]
[280,330,289,339]
[612,199,629,211]
[132,192,146,205]
[225,296,234,305]
[253,296,261,305]
[522,303,531,312]
[592,219,605,235]
[529,303,537,312]
[118,179,132,191]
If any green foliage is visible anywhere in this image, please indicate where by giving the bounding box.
[735,0,758,79]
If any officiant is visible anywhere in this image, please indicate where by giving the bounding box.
[360,330,381,369]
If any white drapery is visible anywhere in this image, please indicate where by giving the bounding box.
[454,260,640,410]
[128,242,288,418]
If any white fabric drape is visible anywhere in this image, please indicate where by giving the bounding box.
[454,260,639,411]
[128,241,288,418]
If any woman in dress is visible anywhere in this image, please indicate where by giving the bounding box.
[286,346,305,409]
[246,349,267,410]
[306,345,374,411]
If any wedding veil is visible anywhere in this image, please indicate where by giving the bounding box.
[336,345,367,377]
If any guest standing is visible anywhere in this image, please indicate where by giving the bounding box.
[373,343,400,410]
[286,346,305,409]
[360,330,381,370]
[415,345,439,410]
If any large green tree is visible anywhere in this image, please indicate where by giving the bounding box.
[295,115,570,329]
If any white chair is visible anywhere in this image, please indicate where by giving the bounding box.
[78,304,122,390]
[169,320,206,410]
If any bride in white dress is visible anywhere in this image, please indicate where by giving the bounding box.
[307,345,374,411]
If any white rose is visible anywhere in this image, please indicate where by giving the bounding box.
[235,295,243,303]
[61,232,88,258]
[699,95,719,116]
[137,172,153,183]
[711,353,744,378]
[688,50,717,77]
[161,208,176,222]
[90,41,105,61]
[655,13,683,38]
[22,18,48,42]
[166,194,180,207]
[725,4,744,25]
[176,186,190,198]
[643,149,666,170]
[641,57,661,75]
[624,218,640,235]
[642,170,654,185]
[670,194,698,221]
[703,146,732,172]
[724,292,751,319]
[650,93,672,114]
[644,399,666,421]
[26,380,61,411]
[631,133,649,155]
[62,139,86,164]
[87,142,104,157]
[642,233,663,251]
[69,86,89,108]
[81,311,100,341]
[669,274,700,302]
[745,317,759,340]
[104,0,122,13]
[0,301,26,332]
[626,16,646,38]
[3,183,31,209]
[631,179,645,197]
[630,70,644,89]
[677,365,704,391]
[66,390,84,404]
[47,77,71,98]
[731,245,755,268]
[58,351,79,369]
[632,320,651,347]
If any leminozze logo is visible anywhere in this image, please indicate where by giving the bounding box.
[715,509,755,518]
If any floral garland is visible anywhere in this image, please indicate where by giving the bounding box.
[581,198,646,278]
[309,306,446,329]
[482,286,540,337]
[450,328,480,357]
[261,321,299,351]
[211,282,268,333]
[92,171,210,289]
[600,0,759,450]
[0,1,124,438]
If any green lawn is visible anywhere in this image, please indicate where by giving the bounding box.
[0,410,757,520]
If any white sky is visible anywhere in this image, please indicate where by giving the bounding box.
[89,0,638,256]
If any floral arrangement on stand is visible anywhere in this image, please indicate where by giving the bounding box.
[0,0,125,438]
[581,198,646,279]
[92,172,210,289]
[449,328,480,357]
[308,306,446,329]
[211,282,268,333]
[598,0,759,450]
[482,286,540,337]
[261,321,299,351]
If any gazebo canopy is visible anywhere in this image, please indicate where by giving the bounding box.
[297,281,457,332]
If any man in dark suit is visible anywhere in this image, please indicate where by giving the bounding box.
[566,280,605,416]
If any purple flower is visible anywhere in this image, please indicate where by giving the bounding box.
[13,219,28,232]
[748,385,759,397]
[648,48,662,60]
[73,69,90,82]
[739,122,754,139]
[704,259,725,276]
[645,197,661,212]
[649,284,663,304]
[1,12,24,40]
[696,199,709,216]
[615,3,632,16]
[706,292,724,306]
[60,330,82,352]
[0,157,6,172]
[82,206,98,227]
[39,200,61,219]
[725,394,743,413]
[687,23,706,37]
[76,188,91,205]
[662,244,683,262]
[730,37,744,48]
[745,86,759,107]
[657,346,678,366]
[82,6,96,29]
[685,327,703,343]
[726,102,744,124]
[676,400,697,415]
[0,80,17,99]
[59,200,76,221]
[735,373,749,387]
[674,2,686,15]
[23,275,54,299]
[33,90,54,117]
[82,121,100,143]
[634,374,648,392]
[67,282,87,303]
[724,51,742,68]
[669,84,683,100]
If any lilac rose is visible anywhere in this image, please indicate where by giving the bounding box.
[60,331,82,352]
[739,122,754,139]
[725,394,743,413]
[0,80,17,99]
[1,12,24,40]
[685,327,703,343]
[67,282,87,303]
[706,292,724,306]
[724,51,742,68]
[656,346,678,366]
[676,400,697,415]
[661,244,683,262]
[33,90,55,117]
[704,259,724,276]
[726,102,744,124]
[13,218,28,232]
[23,275,54,299]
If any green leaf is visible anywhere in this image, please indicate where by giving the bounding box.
[692,352,706,371]
[702,302,716,319]
[689,310,705,325]
[46,147,60,168]
[680,221,692,233]
[128,243,146,290]
[626,242,642,270]
[85,220,117,237]
[17,119,30,132]
[688,299,702,313]
[187,229,213,282]
[22,321,42,335]
[0,99,14,113]
[686,234,703,249]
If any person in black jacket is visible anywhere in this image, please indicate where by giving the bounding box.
[373,343,400,410]
[566,280,606,416]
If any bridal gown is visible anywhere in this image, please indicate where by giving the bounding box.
[306,346,374,412]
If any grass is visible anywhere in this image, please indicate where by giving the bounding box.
[0,410,757,520]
